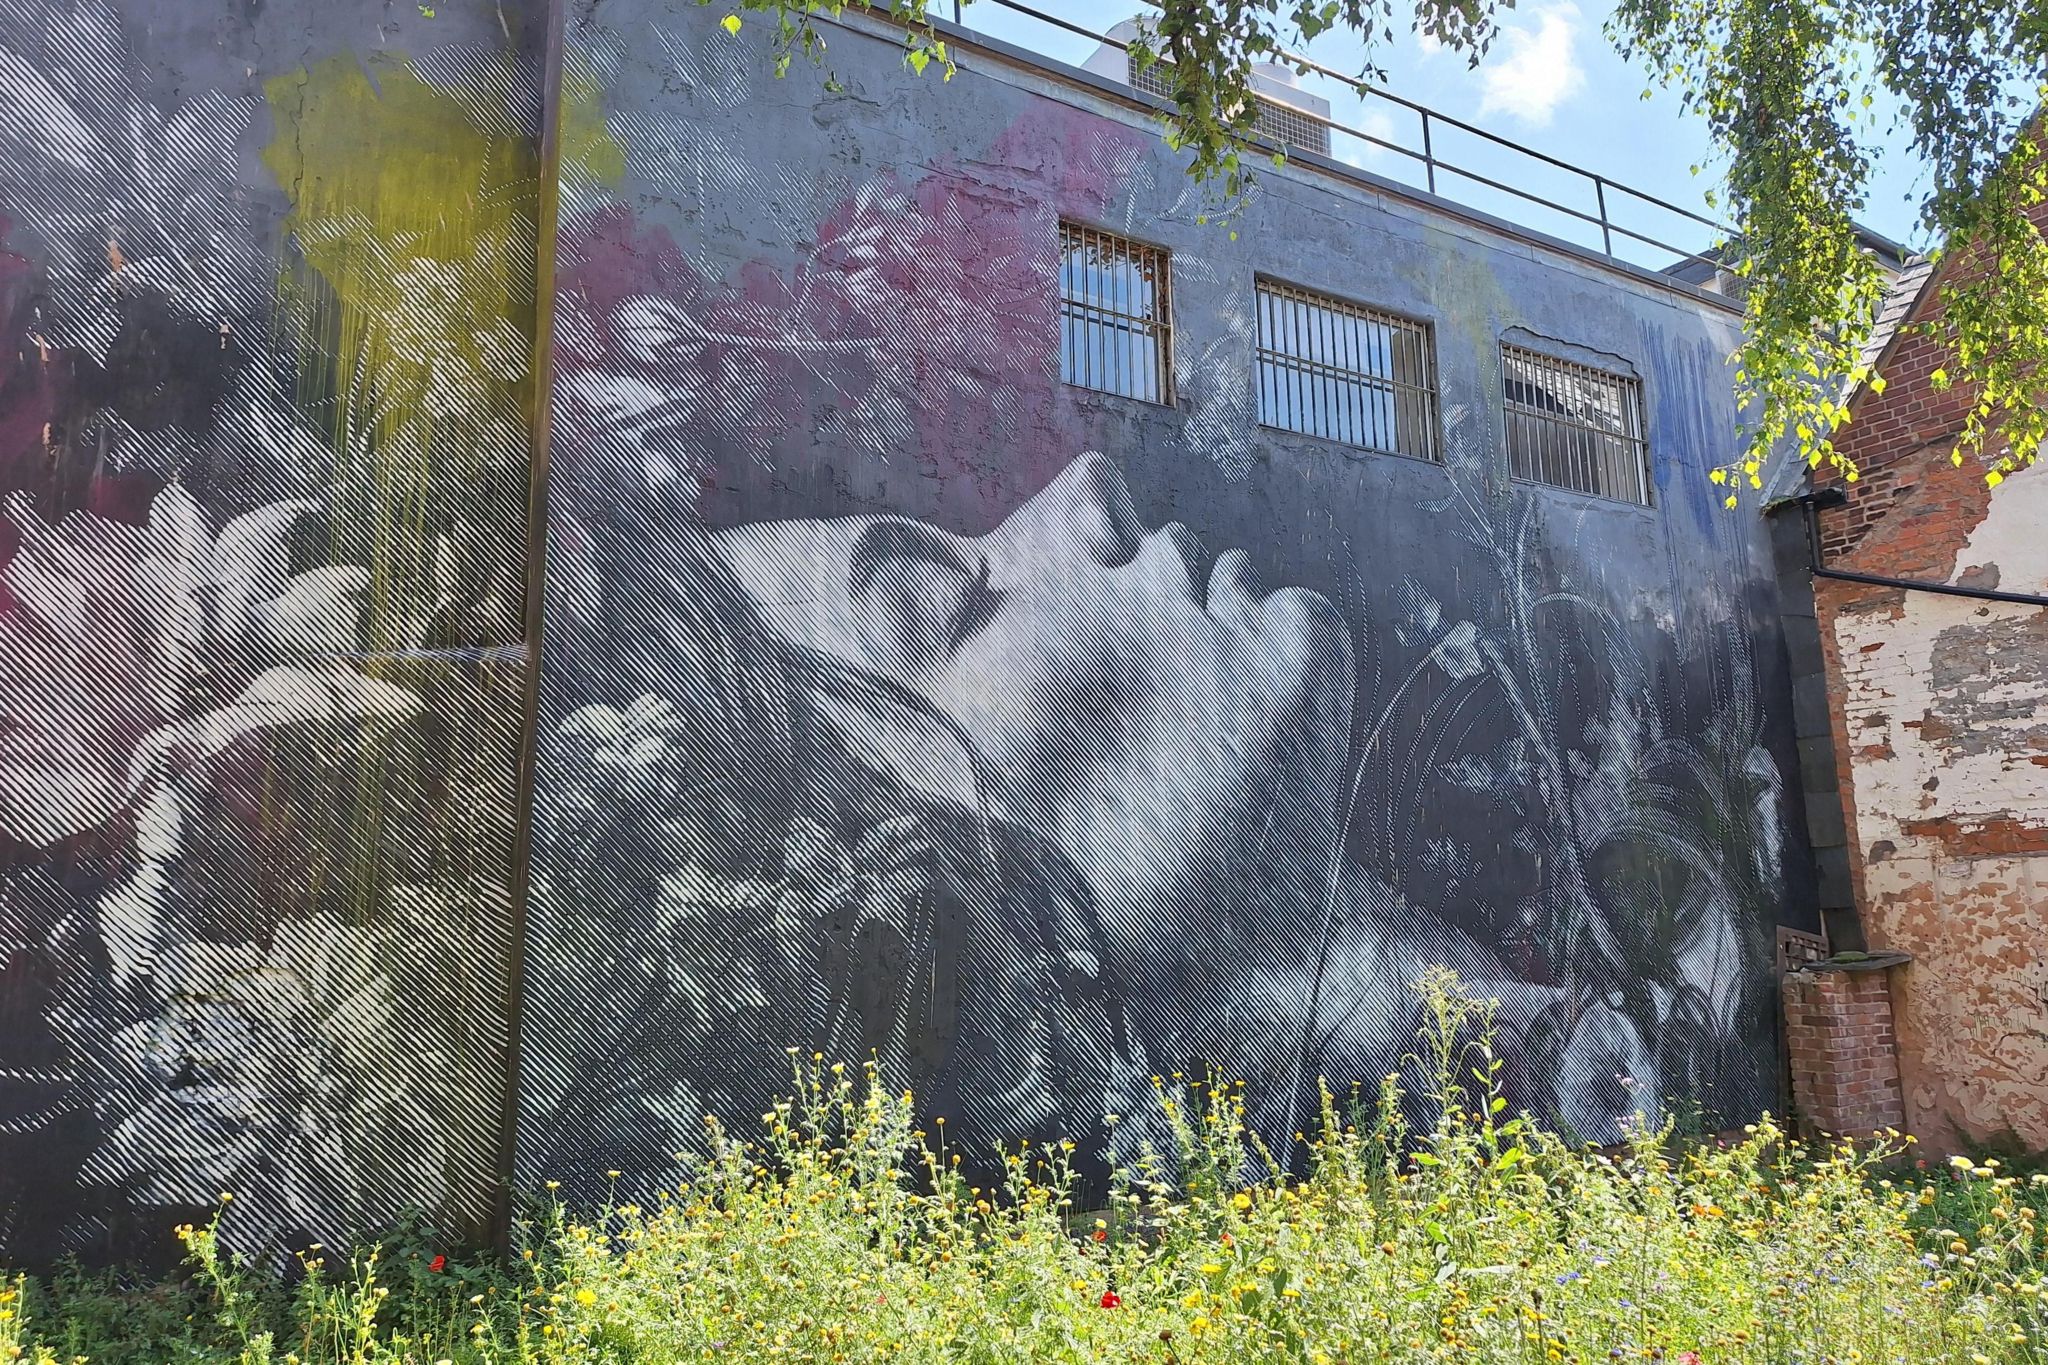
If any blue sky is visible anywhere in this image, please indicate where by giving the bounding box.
[958,0,1937,269]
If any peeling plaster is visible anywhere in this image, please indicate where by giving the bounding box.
[1831,468,2048,1153]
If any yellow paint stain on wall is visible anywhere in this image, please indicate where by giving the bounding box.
[562,72,627,188]
[262,54,623,656]
[265,56,532,657]
[255,53,624,1243]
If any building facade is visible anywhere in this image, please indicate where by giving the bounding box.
[0,0,1814,1265]
[1801,238,2048,1152]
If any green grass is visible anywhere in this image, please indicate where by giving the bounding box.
[9,974,2048,1364]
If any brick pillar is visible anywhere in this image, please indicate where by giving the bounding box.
[1782,960,1907,1139]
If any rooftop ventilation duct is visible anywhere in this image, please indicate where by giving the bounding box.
[1081,18,1334,158]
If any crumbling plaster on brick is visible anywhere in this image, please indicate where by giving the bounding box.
[1825,468,2048,1153]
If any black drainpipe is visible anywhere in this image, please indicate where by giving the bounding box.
[1796,486,2048,609]
[1766,485,2048,958]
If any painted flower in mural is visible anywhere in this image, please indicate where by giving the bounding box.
[0,14,525,1262]
[0,485,416,851]
[1372,482,1785,1140]
[551,111,1122,508]
[288,214,531,435]
[1392,577,1487,681]
[539,692,927,1047]
[78,911,454,1255]
[0,0,321,511]
[533,689,1018,1165]
[809,175,1055,454]
[1551,1000,1661,1140]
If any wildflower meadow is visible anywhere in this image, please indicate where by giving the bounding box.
[7,975,2048,1365]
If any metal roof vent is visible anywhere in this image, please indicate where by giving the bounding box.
[1081,18,1334,158]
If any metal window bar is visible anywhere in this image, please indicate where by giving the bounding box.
[919,0,1737,279]
[1255,280,1438,460]
[1059,222,1173,404]
[1500,345,1650,504]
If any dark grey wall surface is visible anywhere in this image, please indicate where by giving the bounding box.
[0,0,543,1267]
[522,3,1815,1205]
[0,0,1814,1267]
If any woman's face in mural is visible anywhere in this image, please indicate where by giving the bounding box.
[714,452,1354,950]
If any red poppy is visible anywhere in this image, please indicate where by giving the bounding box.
[1092,1228,1107,1243]
[1219,1231,1234,1247]
[1099,1291,1122,1309]
[429,1255,447,1273]
[1677,1353,1701,1365]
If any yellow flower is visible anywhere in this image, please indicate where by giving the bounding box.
[574,1289,597,1307]
[1232,1192,1253,1211]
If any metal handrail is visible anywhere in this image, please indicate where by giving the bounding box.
[938,0,1736,276]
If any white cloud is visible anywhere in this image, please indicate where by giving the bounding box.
[1336,108,1401,168]
[1476,1,1585,127]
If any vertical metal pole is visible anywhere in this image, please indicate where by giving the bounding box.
[1339,305,1359,446]
[1251,285,1262,423]
[497,0,568,1257]
[1313,296,1330,439]
[1121,244,1133,399]
[1595,178,1613,257]
[1290,293,1304,435]
[1058,231,1069,387]
[1421,110,1436,196]
[1088,234,1098,394]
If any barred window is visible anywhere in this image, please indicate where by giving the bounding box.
[1255,280,1439,460]
[1059,222,1173,404]
[1501,346,1650,504]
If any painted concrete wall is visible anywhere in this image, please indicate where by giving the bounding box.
[0,0,1814,1265]
[520,3,1813,1206]
[1820,264,2048,1150]
[0,0,543,1265]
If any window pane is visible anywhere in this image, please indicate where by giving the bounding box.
[1253,280,1437,460]
[1059,223,1171,405]
[1501,345,1648,504]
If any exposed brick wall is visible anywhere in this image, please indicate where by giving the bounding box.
[1816,231,2008,568]
[1808,200,2048,1156]
[1783,966,1906,1139]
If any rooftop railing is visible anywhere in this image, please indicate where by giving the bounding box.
[931,0,1737,280]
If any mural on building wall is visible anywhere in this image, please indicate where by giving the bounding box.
[0,1,537,1264]
[519,6,1799,1202]
[0,0,1806,1264]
